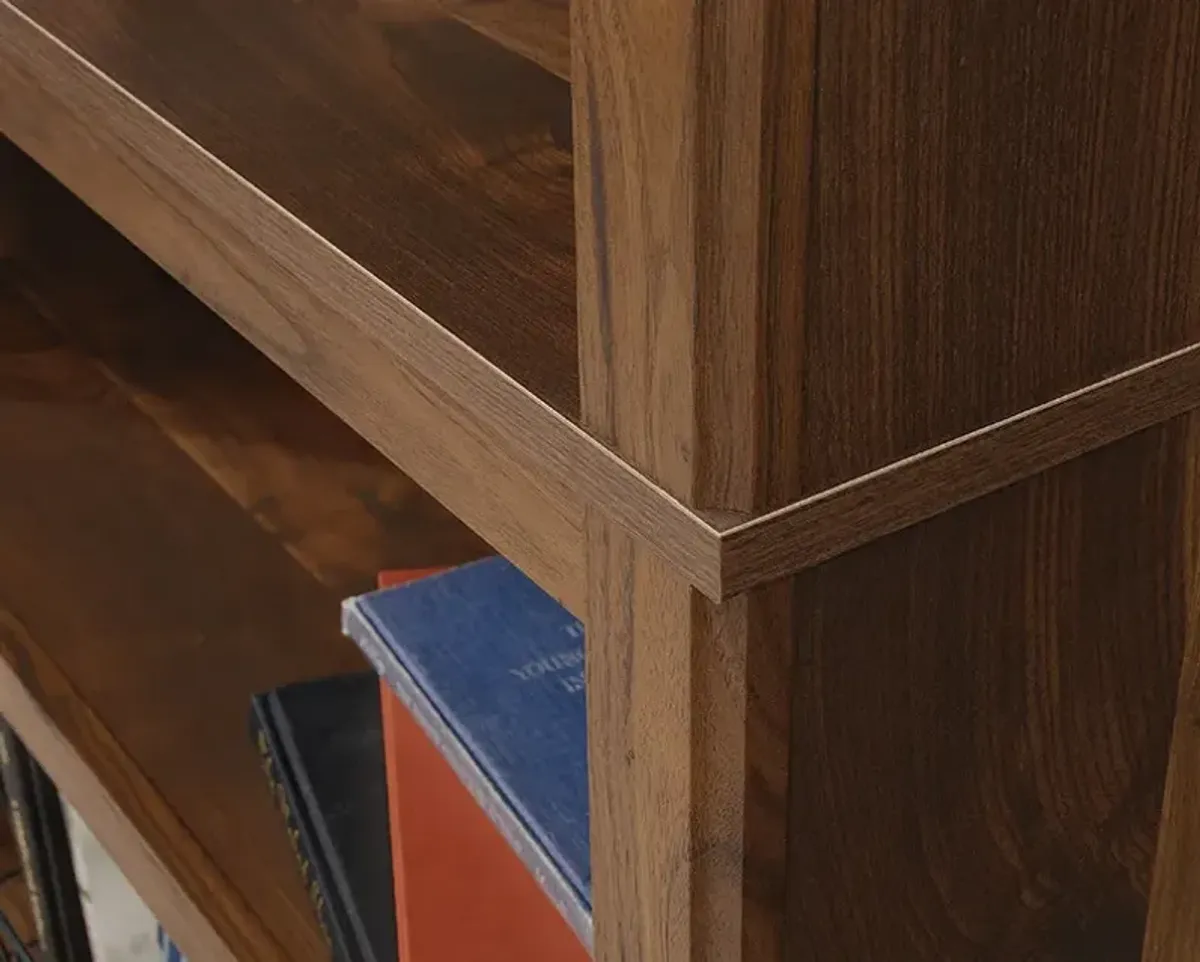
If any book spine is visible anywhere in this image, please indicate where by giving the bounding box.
[0,722,94,962]
[248,704,350,962]
[269,699,381,962]
[27,756,94,962]
[0,726,48,948]
[343,600,594,950]
[157,925,188,962]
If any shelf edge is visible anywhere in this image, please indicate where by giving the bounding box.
[13,1,1181,604]
[721,340,1200,596]
[0,0,728,607]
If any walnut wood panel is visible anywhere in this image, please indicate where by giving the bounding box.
[3,154,488,596]
[0,12,717,607]
[0,24,592,609]
[574,7,817,949]
[361,0,570,81]
[585,511,794,962]
[9,3,1200,610]
[11,0,578,417]
[783,422,1190,960]
[573,0,816,510]
[800,0,1200,494]
[1142,414,1200,962]
[0,270,363,961]
[720,342,1200,597]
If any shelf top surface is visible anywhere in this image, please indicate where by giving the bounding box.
[0,157,489,961]
[10,0,580,419]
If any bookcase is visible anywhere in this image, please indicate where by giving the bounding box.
[1,1,1199,960]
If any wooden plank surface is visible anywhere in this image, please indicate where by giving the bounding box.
[8,0,1200,613]
[799,0,1200,494]
[719,341,1200,596]
[0,11,647,610]
[1142,412,1200,962]
[0,30,594,612]
[574,5,811,954]
[7,0,578,418]
[585,510,795,962]
[573,0,816,511]
[362,0,570,81]
[784,422,1189,960]
[0,211,485,961]
[0,272,339,962]
[8,169,490,597]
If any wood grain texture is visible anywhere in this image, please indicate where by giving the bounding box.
[3,153,488,596]
[9,2,1200,608]
[0,19,592,610]
[1143,412,1200,962]
[12,0,578,417]
[574,8,815,947]
[0,271,357,962]
[784,422,1190,960]
[361,0,570,81]
[720,341,1200,597]
[800,0,1200,494]
[585,511,794,962]
[0,12,725,608]
[0,638,246,962]
[0,222,489,962]
[573,0,816,510]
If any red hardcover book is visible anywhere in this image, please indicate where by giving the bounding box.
[377,569,588,962]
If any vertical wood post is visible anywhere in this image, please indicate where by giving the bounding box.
[572,0,816,512]
[572,2,816,959]
[575,1,1200,959]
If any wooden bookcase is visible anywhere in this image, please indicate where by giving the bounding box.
[2,1,1199,960]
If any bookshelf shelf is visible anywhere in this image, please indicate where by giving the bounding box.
[0,164,486,962]
[0,0,604,610]
[362,0,571,82]
[11,0,578,418]
[3,1,1200,960]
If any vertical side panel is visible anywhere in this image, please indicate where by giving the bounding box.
[785,423,1188,960]
[572,0,815,511]
[574,2,816,958]
[585,509,793,961]
[802,0,1200,494]
[1143,412,1200,962]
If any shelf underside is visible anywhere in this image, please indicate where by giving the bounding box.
[0,164,488,961]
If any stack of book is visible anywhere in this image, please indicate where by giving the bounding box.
[251,557,590,961]
[0,721,92,962]
[0,721,190,962]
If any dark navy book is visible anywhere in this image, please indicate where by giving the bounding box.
[250,673,397,962]
[341,557,591,949]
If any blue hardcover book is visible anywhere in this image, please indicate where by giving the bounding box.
[341,557,591,949]
[156,926,187,962]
